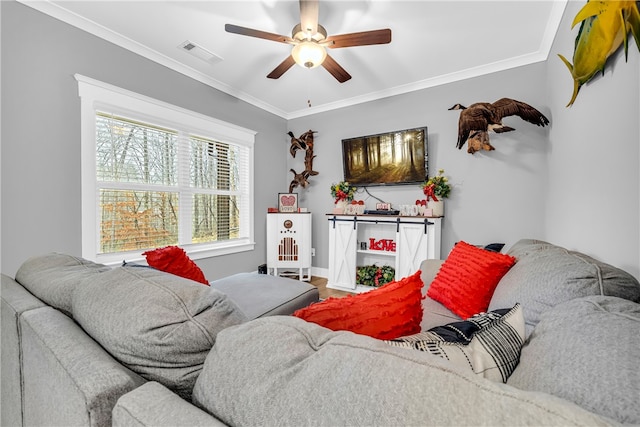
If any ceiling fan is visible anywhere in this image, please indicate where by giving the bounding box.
[225,0,392,83]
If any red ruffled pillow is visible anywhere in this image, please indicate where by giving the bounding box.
[293,270,424,340]
[143,246,209,285]
[427,241,515,319]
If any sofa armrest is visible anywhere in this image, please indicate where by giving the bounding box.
[19,307,146,426]
[1,274,47,427]
[113,382,226,427]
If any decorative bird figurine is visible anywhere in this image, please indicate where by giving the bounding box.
[287,130,319,192]
[287,131,306,158]
[449,98,550,154]
[288,169,311,193]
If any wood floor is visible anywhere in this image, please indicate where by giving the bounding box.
[308,276,354,299]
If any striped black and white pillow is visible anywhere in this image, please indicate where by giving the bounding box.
[385,303,525,383]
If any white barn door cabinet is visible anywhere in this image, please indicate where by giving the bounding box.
[327,214,441,293]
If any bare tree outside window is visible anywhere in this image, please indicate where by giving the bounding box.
[96,114,243,254]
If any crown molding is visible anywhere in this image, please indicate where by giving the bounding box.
[18,0,567,121]
[17,0,289,118]
[288,0,568,119]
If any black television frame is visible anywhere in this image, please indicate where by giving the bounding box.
[341,126,428,186]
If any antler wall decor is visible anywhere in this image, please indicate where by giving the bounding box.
[288,130,319,193]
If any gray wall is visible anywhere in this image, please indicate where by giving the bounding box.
[544,0,640,279]
[289,2,640,280]
[0,1,287,278]
[288,64,550,272]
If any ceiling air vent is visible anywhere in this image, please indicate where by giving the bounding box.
[178,40,222,64]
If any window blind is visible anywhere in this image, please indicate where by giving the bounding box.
[95,114,250,254]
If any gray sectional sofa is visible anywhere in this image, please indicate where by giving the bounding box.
[2,239,640,426]
[1,256,318,426]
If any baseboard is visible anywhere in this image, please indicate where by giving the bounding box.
[311,266,328,279]
[255,266,327,279]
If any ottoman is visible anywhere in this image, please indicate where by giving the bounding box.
[209,273,319,319]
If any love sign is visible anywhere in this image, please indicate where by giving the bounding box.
[368,238,396,252]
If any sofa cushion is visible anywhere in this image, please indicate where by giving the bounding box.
[418,259,444,293]
[503,238,556,259]
[293,270,423,340]
[386,304,524,383]
[210,273,319,319]
[420,296,462,330]
[72,264,247,399]
[15,253,111,316]
[489,239,640,336]
[192,316,610,426]
[113,382,227,427]
[427,241,516,319]
[507,296,640,424]
[418,259,462,330]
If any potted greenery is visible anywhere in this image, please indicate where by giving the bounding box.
[356,265,395,288]
[420,169,450,216]
[330,181,357,213]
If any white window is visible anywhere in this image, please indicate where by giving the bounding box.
[77,75,255,265]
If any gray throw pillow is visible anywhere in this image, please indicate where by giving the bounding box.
[15,253,111,316]
[72,265,247,399]
[507,296,640,424]
[489,239,640,336]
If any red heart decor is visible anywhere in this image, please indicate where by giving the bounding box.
[280,195,296,206]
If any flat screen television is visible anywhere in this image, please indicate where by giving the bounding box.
[341,126,428,186]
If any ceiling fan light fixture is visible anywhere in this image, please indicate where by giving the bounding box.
[292,41,327,69]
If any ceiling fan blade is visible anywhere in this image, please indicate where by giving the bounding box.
[326,29,392,48]
[299,0,319,35]
[322,54,351,83]
[267,55,296,79]
[225,24,293,44]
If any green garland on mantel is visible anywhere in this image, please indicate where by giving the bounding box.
[356,265,395,288]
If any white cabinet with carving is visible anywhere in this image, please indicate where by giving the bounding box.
[326,214,441,293]
[267,213,312,281]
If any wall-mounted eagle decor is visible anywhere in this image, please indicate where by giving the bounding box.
[558,1,640,107]
[287,130,319,193]
[448,98,549,154]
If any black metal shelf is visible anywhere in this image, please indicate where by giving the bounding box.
[327,215,434,233]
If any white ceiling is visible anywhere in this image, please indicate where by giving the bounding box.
[22,0,567,119]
